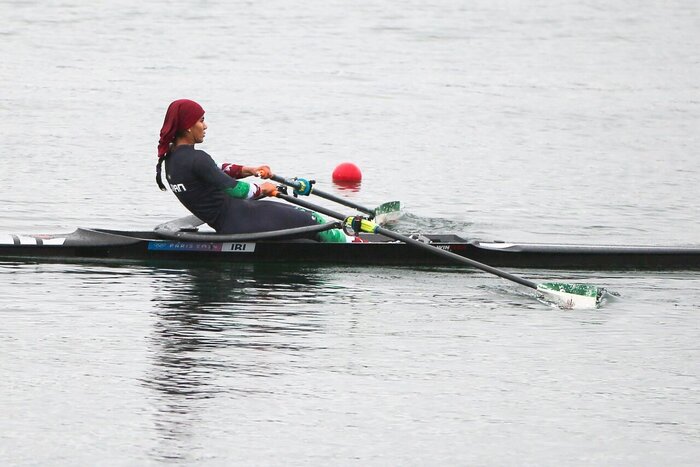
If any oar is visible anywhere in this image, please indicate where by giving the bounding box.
[270,174,401,223]
[275,191,604,309]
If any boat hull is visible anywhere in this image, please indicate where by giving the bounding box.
[1,229,699,270]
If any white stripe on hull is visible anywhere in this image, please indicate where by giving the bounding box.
[42,238,66,245]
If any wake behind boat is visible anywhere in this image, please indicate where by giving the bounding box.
[1,215,698,270]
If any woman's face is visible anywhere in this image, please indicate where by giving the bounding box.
[189,116,207,143]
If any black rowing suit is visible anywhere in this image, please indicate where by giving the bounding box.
[164,145,318,234]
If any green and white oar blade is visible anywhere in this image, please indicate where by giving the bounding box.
[536,282,602,310]
[374,201,401,225]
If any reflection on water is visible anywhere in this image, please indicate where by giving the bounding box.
[145,263,333,382]
[141,263,340,459]
[2,259,699,464]
[332,180,362,192]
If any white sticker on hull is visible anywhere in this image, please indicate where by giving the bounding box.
[42,238,67,245]
[476,242,516,250]
[221,242,256,253]
[0,235,66,246]
[18,236,37,245]
[147,241,256,253]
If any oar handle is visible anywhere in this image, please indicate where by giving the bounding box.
[275,192,538,290]
[271,174,376,217]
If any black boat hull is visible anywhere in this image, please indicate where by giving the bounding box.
[1,228,699,270]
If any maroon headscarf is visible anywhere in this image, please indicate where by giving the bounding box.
[157,99,205,158]
[156,99,205,190]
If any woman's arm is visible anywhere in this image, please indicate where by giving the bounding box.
[221,163,272,179]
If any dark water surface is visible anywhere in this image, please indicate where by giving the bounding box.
[1,0,699,465]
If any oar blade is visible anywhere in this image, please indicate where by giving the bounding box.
[536,282,603,310]
[373,201,401,225]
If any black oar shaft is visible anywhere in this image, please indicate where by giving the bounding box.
[276,193,538,290]
[271,174,375,216]
[374,226,538,290]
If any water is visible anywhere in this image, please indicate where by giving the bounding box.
[1,0,699,465]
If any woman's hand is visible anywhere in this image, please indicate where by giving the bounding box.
[256,165,273,178]
[244,165,272,178]
[259,182,278,198]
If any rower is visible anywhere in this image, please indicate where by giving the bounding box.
[155,99,359,242]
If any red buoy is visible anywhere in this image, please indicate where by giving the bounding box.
[332,162,362,183]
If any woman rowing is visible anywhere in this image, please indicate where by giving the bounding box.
[155,99,354,242]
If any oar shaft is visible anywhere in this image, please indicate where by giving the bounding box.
[276,192,349,224]
[276,193,538,290]
[271,174,375,216]
[373,225,538,290]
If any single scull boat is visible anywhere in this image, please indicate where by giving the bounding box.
[1,215,698,270]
